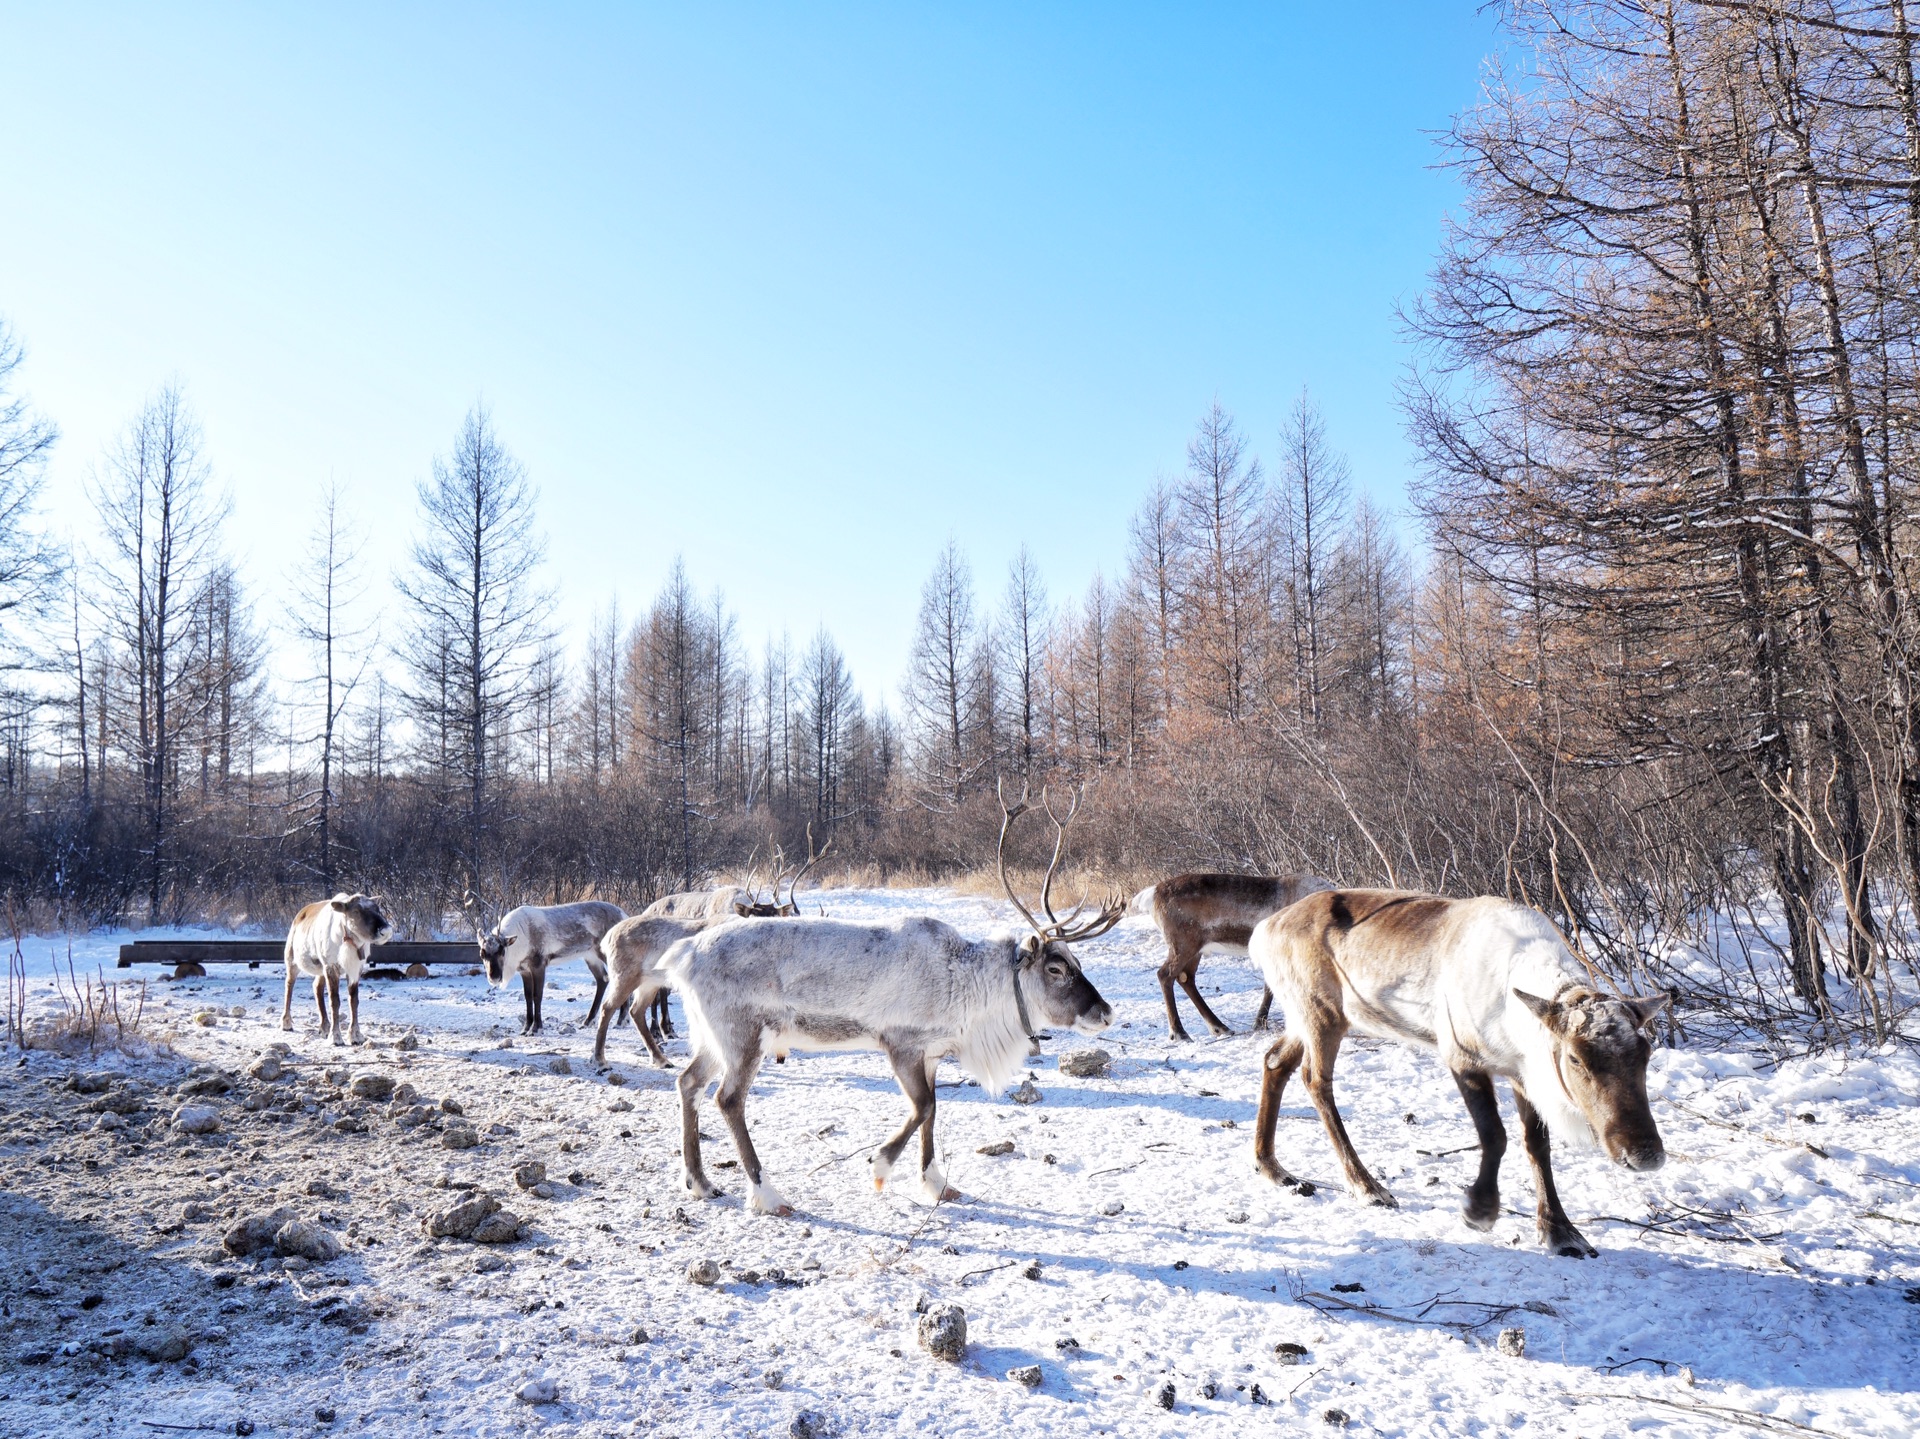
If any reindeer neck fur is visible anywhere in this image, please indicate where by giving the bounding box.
[1501,927,1598,1151]
[952,933,1037,1097]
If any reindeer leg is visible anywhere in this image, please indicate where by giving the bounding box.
[1453,1068,1508,1231]
[528,967,547,1035]
[655,991,676,1039]
[1303,1020,1394,1206]
[281,965,296,1032]
[597,967,654,1066]
[1252,984,1275,1030]
[1178,966,1236,1038]
[713,1033,787,1216]
[677,1050,720,1200]
[871,1046,939,1201]
[583,953,609,1026]
[346,979,363,1045]
[1158,945,1195,1042]
[519,974,535,1035]
[628,983,672,1069]
[1511,1084,1595,1258]
[919,1055,960,1202]
[312,974,329,1039]
[1253,1034,1310,1191]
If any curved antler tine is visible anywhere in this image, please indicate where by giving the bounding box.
[994,788,1046,938]
[788,822,830,903]
[996,773,1032,821]
[1036,784,1080,930]
[1055,890,1128,943]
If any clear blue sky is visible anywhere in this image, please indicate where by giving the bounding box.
[3,4,1496,701]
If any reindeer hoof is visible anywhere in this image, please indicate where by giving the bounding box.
[939,1185,962,1203]
[1362,1188,1398,1209]
[1462,1196,1500,1232]
[872,1176,886,1193]
[1545,1229,1597,1258]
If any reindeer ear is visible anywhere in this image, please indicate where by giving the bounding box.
[1625,993,1671,1028]
[734,903,751,917]
[330,898,348,912]
[1018,934,1042,962]
[1512,989,1564,1032]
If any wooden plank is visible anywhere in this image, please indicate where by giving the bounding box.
[117,940,477,969]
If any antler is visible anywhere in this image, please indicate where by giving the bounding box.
[995,776,1047,937]
[788,822,832,906]
[1037,785,1082,929]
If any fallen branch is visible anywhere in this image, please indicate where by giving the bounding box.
[1668,1101,1830,1159]
[1565,1391,1839,1437]
[1300,1290,1544,1335]
[957,1260,1017,1285]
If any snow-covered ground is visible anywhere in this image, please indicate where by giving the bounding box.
[1,887,1916,1438]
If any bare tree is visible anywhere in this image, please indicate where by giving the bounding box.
[1276,390,1350,729]
[88,385,228,920]
[903,539,984,803]
[997,545,1050,775]
[0,320,59,675]
[288,479,370,891]
[397,405,552,878]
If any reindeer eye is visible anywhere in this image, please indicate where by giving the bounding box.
[1567,1055,1587,1071]
[1045,961,1066,978]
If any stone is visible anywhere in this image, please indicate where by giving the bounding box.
[469,1212,525,1245]
[1250,1383,1270,1405]
[917,1303,966,1362]
[472,1253,510,1274]
[324,1067,350,1087]
[94,1113,126,1133]
[686,1258,720,1286]
[530,1181,555,1200]
[442,1125,480,1150]
[274,1220,344,1262]
[547,1057,572,1076]
[348,1072,394,1101]
[224,1206,299,1256]
[627,1325,650,1345]
[193,1010,219,1027]
[305,1178,345,1199]
[763,1367,785,1390]
[1495,1327,1526,1358]
[333,1115,367,1134]
[516,1377,559,1404]
[1010,1078,1042,1105]
[1274,1342,1308,1365]
[426,1193,501,1239]
[1322,1409,1350,1427]
[404,966,430,982]
[173,1106,220,1135]
[607,1097,634,1113]
[391,1082,420,1106]
[1008,1364,1043,1388]
[567,1170,585,1186]
[314,1406,336,1424]
[440,1097,465,1116]
[606,1071,626,1087]
[70,1072,113,1094]
[182,1202,215,1224]
[1021,1259,1042,1281]
[136,1324,194,1362]
[1059,1048,1111,1079]
[976,1140,1014,1157]
[514,1160,548,1190]
[790,1411,831,1439]
[1155,1380,1176,1410]
[1099,1200,1125,1217]
[178,1070,233,1096]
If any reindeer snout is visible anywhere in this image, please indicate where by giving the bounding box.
[1074,1001,1114,1034]
[1622,1144,1666,1172]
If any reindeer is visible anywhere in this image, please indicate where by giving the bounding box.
[633,831,831,1037]
[666,786,1121,1216]
[281,893,393,1046]
[592,914,712,1066]
[1248,889,1669,1257]
[1130,872,1335,1040]
[479,901,627,1035]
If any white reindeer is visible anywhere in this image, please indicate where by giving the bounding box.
[1249,888,1669,1257]
[667,786,1121,1216]
[281,893,393,1046]
[479,901,626,1035]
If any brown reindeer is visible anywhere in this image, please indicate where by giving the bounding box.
[1131,873,1334,1040]
[1248,889,1669,1257]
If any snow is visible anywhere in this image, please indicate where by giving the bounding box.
[1,886,1916,1438]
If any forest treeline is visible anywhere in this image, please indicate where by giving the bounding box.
[3,0,1917,1043]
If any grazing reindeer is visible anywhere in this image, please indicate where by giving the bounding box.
[1131,872,1335,1040]
[667,787,1120,1216]
[282,893,393,1046]
[634,833,832,1037]
[592,914,715,1066]
[1249,889,1669,1257]
[479,901,626,1035]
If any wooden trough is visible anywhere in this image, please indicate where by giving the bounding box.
[117,939,477,981]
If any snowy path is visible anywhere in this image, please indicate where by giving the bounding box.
[0,887,1915,1437]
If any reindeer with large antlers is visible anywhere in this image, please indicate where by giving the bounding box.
[663,791,1120,1216]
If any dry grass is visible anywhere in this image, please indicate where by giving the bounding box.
[6,925,163,1059]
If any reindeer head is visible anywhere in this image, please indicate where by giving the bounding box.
[1513,987,1669,1170]
[997,779,1119,1035]
[477,928,515,984]
[331,893,393,948]
[734,826,830,917]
